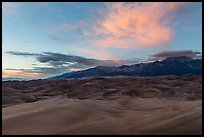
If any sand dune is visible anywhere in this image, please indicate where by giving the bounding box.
[2,97,202,135]
[2,76,202,107]
[2,76,202,135]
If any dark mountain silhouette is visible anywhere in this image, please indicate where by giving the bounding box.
[162,56,194,62]
[49,56,202,79]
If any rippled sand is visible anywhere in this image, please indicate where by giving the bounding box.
[2,97,202,135]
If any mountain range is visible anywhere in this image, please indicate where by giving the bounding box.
[50,56,202,79]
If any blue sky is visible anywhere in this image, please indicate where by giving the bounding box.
[2,2,202,78]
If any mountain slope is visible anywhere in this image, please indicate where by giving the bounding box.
[49,56,202,79]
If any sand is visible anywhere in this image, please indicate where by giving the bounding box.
[2,97,202,135]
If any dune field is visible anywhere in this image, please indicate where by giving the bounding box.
[2,76,202,135]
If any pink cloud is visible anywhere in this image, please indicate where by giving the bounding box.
[2,70,42,78]
[84,2,188,49]
[78,48,121,60]
[69,68,82,72]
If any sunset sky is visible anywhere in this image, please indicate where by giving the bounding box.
[2,2,202,79]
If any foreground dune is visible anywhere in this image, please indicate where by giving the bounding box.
[2,97,202,135]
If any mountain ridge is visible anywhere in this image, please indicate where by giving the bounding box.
[49,56,202,79]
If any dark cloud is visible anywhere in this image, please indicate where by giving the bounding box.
[25,67,68,75]
[5,68,26,71]
[7,51,143,67]
[38,52,100,66]
[6,51,144,77]
[149,50,202,61]
[8,50,200,78]
[6,51,41,56]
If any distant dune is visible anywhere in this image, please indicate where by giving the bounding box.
[2,75,202,135]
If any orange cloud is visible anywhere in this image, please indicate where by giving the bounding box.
[87,2,187,49]
[2,70,42,78]
[78,48,121,60]
[69,68,82,72]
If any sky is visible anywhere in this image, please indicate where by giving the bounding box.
[2,2,202,79]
